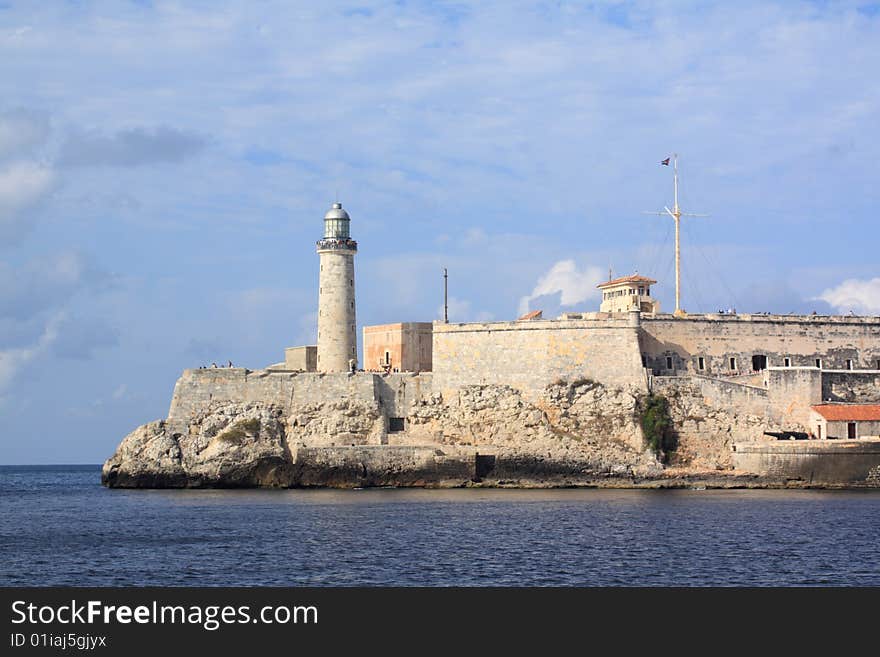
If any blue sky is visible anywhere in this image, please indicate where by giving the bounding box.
[2,0,879,463]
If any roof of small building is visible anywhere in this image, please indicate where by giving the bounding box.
[811,404,880,421]
[596,275,657,289]
[517,310,543,321]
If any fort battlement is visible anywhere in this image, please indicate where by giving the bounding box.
[432,315,645,396]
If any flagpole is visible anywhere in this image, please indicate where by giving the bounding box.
[644,153,709,317]
[673,153,681,315]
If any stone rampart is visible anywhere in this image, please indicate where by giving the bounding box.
[168,369,378,426]
[431,317,647,401]
[640,313,880,375]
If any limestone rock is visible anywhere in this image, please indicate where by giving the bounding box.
[102,403,294,488]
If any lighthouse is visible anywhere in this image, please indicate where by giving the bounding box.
[316,202,358,372]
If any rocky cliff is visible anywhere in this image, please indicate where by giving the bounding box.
[102,373,673,488]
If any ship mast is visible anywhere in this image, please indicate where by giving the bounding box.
[645,154,708,316]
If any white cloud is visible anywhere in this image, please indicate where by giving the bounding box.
[0,109,50,159]
[0,313,62,392]
[0,161,54,222]
[518,260,604,315]
[817,278,880,315]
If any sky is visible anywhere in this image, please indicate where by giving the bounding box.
[1,0,880,464]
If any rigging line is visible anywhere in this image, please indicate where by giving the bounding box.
[658,235,675,302]
[682,256,707,314]
[646,217,672,280]
[695,239,741,311]
[691,218,741,310]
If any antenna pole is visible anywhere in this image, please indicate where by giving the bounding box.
[443,268,448,323]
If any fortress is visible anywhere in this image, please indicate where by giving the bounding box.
[102,195,880,489]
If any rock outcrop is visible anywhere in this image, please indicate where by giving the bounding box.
[102,377,666,488]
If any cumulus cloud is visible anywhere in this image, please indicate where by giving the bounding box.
[0,161,54,239]
[0,109,50,160]
[817,278,880,315]
[0,252,115,392]
[0,314,62,392]
[0,110,55,242]
[518,260,604,315]
[0,252,106,321]
[0,161,53,215]
[58,126,206,168]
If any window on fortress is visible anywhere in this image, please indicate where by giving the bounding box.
[784,357,791,367]
[816,358,822,369]
[666,356,673,370]
[698,357,705,371]
[846,359,854,370]
[729,357,737,370]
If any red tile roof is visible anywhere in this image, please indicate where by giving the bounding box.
[596,275,657,289]
[811,405,880,421]
[517,310,543,320]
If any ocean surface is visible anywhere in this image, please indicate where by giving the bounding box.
[1,465,879,586]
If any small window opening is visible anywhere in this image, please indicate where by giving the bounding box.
[846,359,854,370]
[666,356,673,370]
[783,357,791,367]
[729,357,737,370]
[815,358,822,369]
[389,417,405,433]
[698,357,705,371]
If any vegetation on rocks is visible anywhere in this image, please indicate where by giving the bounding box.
[639,394,676,458]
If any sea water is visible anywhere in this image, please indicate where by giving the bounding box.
[1,465,878,586]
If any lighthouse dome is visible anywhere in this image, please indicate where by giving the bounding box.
[324,202,350,221]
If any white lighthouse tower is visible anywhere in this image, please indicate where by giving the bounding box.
[316,202,358,372]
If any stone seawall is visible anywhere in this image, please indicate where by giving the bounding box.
[733,440,880,485]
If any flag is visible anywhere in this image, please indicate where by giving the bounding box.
[660,157,670,166]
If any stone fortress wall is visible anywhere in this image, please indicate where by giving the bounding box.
[166,367,433,445]
[639,313,880,375]
[431,314,646,401]
[108,309,880,488]
[174,312,880,442]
